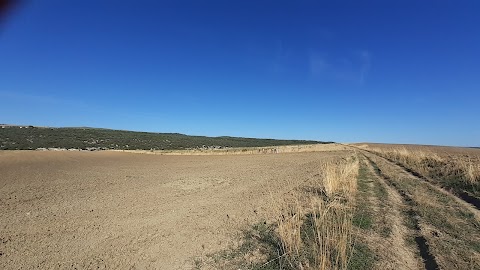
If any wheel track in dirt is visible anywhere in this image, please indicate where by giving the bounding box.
[358,156,420,270]
[361,148,480,211]
[362,154,439,270]
[355,148,480,223]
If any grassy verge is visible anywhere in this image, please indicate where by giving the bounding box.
[349,162,375,269]
[352,165,373,230]
[370,173,391,238]
[361,157,391,237]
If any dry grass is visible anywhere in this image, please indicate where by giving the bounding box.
[458,158,480,185]
[322,159,358,199]
[367,146,480,188]
[272,156,359,269]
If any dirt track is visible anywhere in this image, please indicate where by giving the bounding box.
[0,150,346,269]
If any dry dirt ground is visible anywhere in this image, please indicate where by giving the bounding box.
[0,149,348,269]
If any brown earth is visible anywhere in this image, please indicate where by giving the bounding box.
[0,149,348,269]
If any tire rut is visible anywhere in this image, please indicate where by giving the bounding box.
[360,157,420,270]
[363,149,480,210]
[363,154,439,270]
[358,149,480,223]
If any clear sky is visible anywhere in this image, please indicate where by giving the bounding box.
[1,1,479,146]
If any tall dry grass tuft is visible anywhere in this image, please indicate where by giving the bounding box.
[458,159,480,185]
[310,199,354,270]
[277,199,304,257]
[322,158,359,199]
[274,156,359,269]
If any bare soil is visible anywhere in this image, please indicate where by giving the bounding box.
[0,150,346,269]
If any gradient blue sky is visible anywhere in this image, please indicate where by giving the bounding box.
[1,1,479,146]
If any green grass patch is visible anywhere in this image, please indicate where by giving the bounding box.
[347,243,375,270]
[354,164,374,230]
[371,174,391,237]
[352,211,373,230]
[197,221,288,270]
[373,179,388,202]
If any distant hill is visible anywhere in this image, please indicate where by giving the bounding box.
[0,126,330,150]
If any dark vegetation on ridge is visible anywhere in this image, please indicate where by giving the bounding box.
[0,126,330,150]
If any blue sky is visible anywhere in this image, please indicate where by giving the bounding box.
[1,1,479,146]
